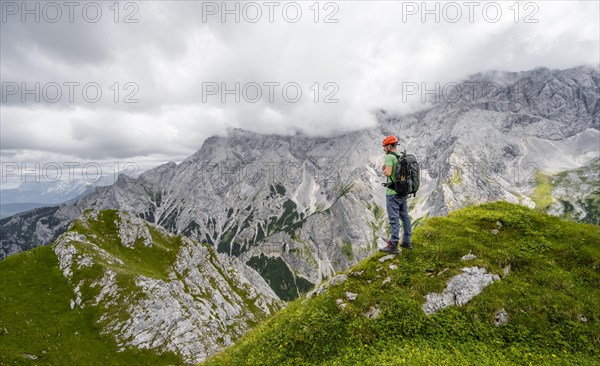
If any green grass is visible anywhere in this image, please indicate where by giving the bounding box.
[201,202,600,366]
[341,241,354,261]
[0,246,181,366]
[450,167,462,185]
[531,171,554,210]
[69,210,183,281]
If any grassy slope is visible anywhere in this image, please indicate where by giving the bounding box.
[0,246,181,366]
[532,171,554,210]
[0,210,187,365]
[202,202,600,366]
[68,210,183,282]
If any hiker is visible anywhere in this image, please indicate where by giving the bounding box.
[379,135,413,254]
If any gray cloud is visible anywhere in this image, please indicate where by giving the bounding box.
[1,0,599,175]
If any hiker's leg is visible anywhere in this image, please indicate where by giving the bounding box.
[398,195,412,244]
[386,194,400,244]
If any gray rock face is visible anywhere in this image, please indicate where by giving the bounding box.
[115,211,153,248]
[2,66,598,300]
[51,210,283,364]
[546,158,600,224]
[0,205,79,259]
[422,267,501,315]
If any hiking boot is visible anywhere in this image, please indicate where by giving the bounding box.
[379,242,399,254]
[400,242,413,250]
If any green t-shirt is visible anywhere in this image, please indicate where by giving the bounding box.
[385,153,398,195]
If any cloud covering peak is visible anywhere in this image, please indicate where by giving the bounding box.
[1,1,598,169]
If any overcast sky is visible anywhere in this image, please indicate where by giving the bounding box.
[1,0,599,185]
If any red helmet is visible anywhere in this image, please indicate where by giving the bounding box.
[382,135,398,146]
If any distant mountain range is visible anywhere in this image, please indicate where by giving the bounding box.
[1,65,598,302]
[0,202,51,219]
[0,174,118,218]
[1,174,118,204]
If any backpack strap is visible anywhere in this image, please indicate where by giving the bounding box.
[388,151,406,159]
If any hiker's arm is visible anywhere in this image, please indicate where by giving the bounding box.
[383,155,394,177]
[383,166,392,177]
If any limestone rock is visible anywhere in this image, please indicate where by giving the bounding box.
[115,212,153,248]
[494,309,509,326]
[461,251,478,261]
[379,255,395,263]
[364,305,381,319]
[336,298,347,310]
[423,267,501,315]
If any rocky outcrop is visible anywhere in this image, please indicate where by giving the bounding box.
[422,267,501,315]
[52,210,283,364]
[546,158,600,224]
[115,211,153,247]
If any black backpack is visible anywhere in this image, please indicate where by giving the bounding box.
[387,151,420,197]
